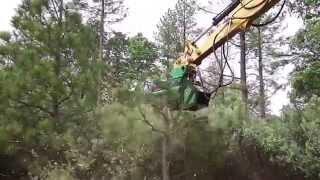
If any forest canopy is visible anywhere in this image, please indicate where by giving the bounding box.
[0,0,319,180]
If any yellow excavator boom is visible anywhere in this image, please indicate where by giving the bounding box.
[174,0,281,68]
[150,0,282,110]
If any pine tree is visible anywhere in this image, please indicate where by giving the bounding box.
[246,14,284,117]
[0,0,100,175]
[105,32,158,86]
[70,0,127,104]
[291,19,320,104]
[155,0,199,68]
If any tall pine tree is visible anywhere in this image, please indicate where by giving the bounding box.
[155,0,199,69]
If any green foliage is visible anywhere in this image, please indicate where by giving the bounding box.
[155,0,199,65]
[209,90,246,130]
[304,0,319,5]
[290,0,319,18]
[293,62,320,102]
[206,90,247,163]
[0,31,11,43]
[105,32,159,85]
[0,0,104,177]
[242,97,320,179]
[292,19,320,63]
[128,33,159,80]
[98,103,154,152]
[33,164,75,180]
[72,0,127,26]
[1,0,320,179]
[291,17,320,103]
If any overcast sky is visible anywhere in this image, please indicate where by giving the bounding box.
[0,0,219,39]
[0,0,303,115]
[0,0,20,31]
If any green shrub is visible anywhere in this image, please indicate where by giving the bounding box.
[242,97,320,179]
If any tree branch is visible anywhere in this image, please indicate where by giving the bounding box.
[138,106,166,135]
[13,99,54,117]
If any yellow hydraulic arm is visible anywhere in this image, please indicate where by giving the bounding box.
[174,0,281,68]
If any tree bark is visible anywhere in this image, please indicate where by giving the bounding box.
[99,0,105,62]
[162,135,170,180]
[97,0,105,105]
[183,0,186,49]
[52,0,64,121]
[161,107,171,180]
[257,27,266,119]
[240,31,248,116]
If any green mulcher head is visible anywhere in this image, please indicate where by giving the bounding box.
[147,66,209,110]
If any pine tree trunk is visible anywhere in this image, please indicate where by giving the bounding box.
[99,0,105,62]
[183,0,186,49]
[257,27,266,118]
[162,107,171,180]
[162,135,170,180]
[98,0,105,105]
[183,132,192,180]
[240,31,248,116]
[52,0,64,121]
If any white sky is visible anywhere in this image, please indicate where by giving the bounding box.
[0,0,303,115]
[0,0,20,31]
[113,0,177,39]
